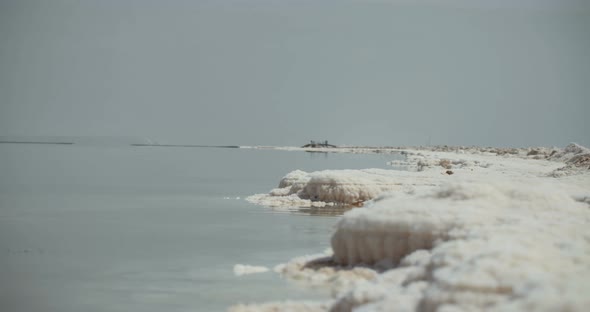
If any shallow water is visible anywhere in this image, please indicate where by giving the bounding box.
[0,144,400,312]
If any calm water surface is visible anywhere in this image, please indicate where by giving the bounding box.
[0,145,400,312]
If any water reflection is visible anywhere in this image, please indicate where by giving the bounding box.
[306,151,329,159]
[259,205,358,217]
[296,205,356,216]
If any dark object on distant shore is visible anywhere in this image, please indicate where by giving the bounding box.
[302,140,337,148]
[446,170,454,175]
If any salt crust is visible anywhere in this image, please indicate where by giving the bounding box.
[238,144,590,311]
[247,144,589,209]
[328,181,590,311]
[254,182,590,312]
[229,301,332,312]
[233,264,270,276]
[247,169,438,208]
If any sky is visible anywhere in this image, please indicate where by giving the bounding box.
[1,0,589,147]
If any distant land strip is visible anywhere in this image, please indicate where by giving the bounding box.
[0,141,74,145]
[131,144,240,148]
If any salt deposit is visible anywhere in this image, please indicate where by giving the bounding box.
[238,144,590,311]
[329,181,590,311]
[233,264,270,276]
[229,301,332,312]
[547,143,590,177]
[247,169,440,208]
[247,143,589,209]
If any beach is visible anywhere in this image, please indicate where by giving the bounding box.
[236,143,590,311]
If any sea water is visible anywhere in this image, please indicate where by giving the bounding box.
[0,144,401,312]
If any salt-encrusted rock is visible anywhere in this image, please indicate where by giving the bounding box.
[567,153,590,168]
[548,143,590,176]
[248,169,433,207]
[278,169,310,190]
[298,169,402,204]
[548,143,590,162]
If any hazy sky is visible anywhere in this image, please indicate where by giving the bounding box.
[1,0,589,147]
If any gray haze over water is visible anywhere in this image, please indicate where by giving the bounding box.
[1,0,589,147]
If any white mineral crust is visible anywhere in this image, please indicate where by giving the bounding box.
[238,144,590,311]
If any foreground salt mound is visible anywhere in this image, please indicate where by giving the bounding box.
[327,181,590,311]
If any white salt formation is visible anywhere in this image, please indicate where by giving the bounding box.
[250,169,406,206]
[248,144,589,210]
[328,181,590,311]
[229,301,332,312]
[547,143,590,162]
[548,143,590,177]
[272,249,381,294]
[233,264,270,276]
[247,169,441,208]
[301,170,404,204]
[240,144,590,311]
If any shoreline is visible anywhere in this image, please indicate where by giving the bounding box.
[234,143,590,311]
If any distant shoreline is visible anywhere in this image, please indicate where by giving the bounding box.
[0,141,73,145]
[131,144,240,148]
